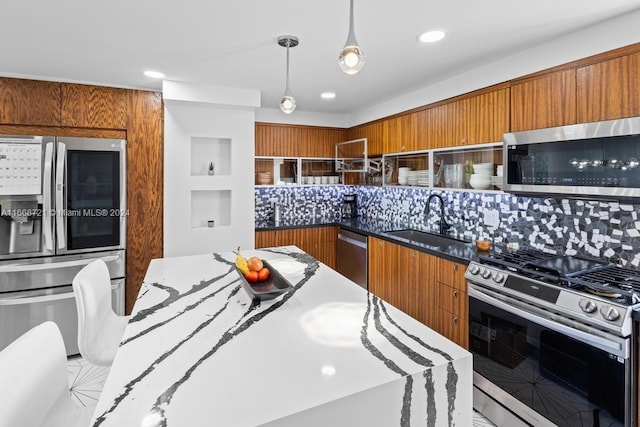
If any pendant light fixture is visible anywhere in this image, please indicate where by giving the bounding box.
[338,0,365,75]
[278,35,299,114]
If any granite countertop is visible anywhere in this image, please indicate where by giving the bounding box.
[91,246,472,427]
[256,216,501,265]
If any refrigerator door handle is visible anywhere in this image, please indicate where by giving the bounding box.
[42,142,54,251]
[0,254,121,273]
[55,142,66,250]
[0,290,76,306]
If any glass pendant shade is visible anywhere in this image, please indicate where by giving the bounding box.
[278,35,298,114]
[338,0,365,75]
[280,94,296,114]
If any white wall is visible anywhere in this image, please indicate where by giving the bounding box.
[164,82,258,256]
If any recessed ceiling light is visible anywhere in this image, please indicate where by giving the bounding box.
[417,30,446,43]
[321,92,336,99]
[144,70,165,79]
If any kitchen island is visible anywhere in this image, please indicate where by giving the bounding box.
[91,246,472,426]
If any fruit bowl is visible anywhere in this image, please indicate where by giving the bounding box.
[235,259,293,301]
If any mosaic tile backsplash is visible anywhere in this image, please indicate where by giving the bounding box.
[255,186,640,267]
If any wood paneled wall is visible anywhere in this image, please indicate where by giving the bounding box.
[125,90,164,313]
[0,77,163,314]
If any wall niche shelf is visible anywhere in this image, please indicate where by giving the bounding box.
[191,137,232,176]
[190,190,231,229]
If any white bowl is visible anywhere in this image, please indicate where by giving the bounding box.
[473,163,493,172]
[321,176,329,184]
[469,173,491,189]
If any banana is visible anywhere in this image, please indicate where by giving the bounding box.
[234,247,249,274]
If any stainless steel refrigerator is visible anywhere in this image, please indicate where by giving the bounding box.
[0,135,126,355]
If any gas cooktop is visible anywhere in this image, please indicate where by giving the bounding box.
[479,249,640,306]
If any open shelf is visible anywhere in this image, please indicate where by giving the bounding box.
[190,190,231,229]
[191,137,232,176]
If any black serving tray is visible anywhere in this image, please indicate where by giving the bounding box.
[236,259,293,301]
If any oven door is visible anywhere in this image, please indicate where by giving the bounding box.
[55,137,126,254]
[468,285,633,427]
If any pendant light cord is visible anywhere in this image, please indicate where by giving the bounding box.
[285,42,291,93]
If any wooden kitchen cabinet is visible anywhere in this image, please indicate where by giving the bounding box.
[577,51,640,123]
[417,87,508,150]
[0,77,61,126]
[510,69,577,132]
[382,113,418,153]
[434,259,469,348]
[368,237,433,327]
[368,237,468,348]
[255,122,346,158]
[347,121,384,156]
[467,87,510,144]
[61,83,128,129]
[255,226,337,269]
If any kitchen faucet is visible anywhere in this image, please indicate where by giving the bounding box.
[424,194,451,235]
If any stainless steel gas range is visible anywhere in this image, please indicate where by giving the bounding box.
[466,249,638,427]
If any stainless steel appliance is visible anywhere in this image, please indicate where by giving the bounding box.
[0,135,126,355]
[337,229,367,289]
[342,193,357,218]
[466,250,638,426]
[504,116,640,198]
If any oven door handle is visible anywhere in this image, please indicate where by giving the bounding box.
[468,286,628,358]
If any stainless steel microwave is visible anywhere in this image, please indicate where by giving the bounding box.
[503,116,640,198]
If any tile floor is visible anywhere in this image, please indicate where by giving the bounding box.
[67,356,110,408]
[66,356,496,425]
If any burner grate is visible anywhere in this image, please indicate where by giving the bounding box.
[569,267,640,293]
[480,249,558,270]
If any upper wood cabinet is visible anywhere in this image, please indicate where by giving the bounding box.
[0,78,61,126]
[61,84,128,129]
[417,87,508,150]
[467,87,509,143]
[382,113,418,153]
[347,121,384,156]
[510,69,577,132]
[577,51,640,123]
[255,123,346,158]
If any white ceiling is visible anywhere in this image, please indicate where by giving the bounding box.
[2,1,639,116]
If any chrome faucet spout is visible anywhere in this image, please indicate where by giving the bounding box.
[424,194,450,235]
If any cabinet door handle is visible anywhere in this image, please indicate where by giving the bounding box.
[452,317,458,325]
[453,264,458,272]
[453,290,458,298]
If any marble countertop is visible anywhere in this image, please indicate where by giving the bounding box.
[91,246,472,427]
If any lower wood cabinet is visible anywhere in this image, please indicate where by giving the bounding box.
[255,226,337,270]
[368,236,468,349]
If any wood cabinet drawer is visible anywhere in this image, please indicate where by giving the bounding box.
[436,283,467,318]
[437,308,469,349]
[437,258,467,291]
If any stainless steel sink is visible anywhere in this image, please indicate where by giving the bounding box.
[385,229,471,246]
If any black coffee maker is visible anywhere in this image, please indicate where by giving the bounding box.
[342,194,357,218]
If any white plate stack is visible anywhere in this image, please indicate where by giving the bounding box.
[407,170,419,186]
[417,169,430,186]
[398,167,411,185]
